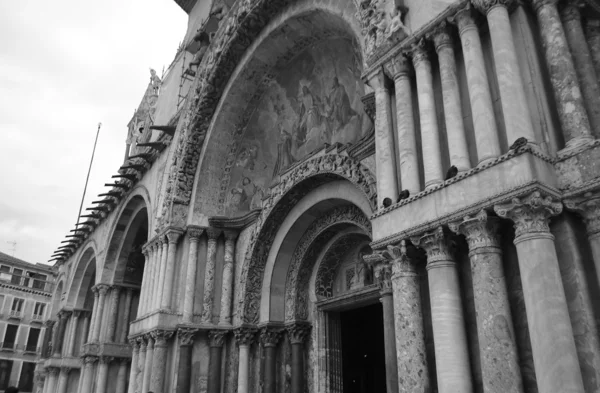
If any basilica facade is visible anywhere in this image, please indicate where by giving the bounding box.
[38,0,600,393]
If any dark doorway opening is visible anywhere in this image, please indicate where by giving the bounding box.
[341,302,386,393]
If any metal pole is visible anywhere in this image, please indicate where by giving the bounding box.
[76,123,102,227]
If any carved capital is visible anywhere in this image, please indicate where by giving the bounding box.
[137,336,148,351]
[260,327,283,347]
[559,0,584,22]
[206,228,222,241]
[47,367,59,376]
[128,338,140,350]
[411,227,454,267]
[382,240,419,276]
[187,226,205,241]
[409,38,430,68]
[178,328,198,346]
[451,3,478,34]
[224,229,238,241]
[166,228,184,244]
[471,0,514,14]
[60,366,72,373]
[529,0,559,11]
[384,53,411,80]
[58,310,71,320]
[95,284,110,296]
[99,356,114,365]
[365,67,387,91]
[234,327,257,346]
[286,323,311,345]
[208,330,228,347]
[151,330,174,347]
[44,320,56,328]
[585,19,600,38]
[374,263,393,295]
[564,192,600,235]
[429,22,454,52]
[83,355,98,365]
[494,191,562,238]
[449,210,501,252]
[361,92,376,122]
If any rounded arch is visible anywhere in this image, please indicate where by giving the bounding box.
[66,243,98,308]
[163,0,368,224]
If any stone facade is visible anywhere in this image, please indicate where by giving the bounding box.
[41,1,600,393]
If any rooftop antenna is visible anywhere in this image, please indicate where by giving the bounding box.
[76,123,102,227]
[6,241,16,257]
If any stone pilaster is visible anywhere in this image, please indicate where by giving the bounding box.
[431,24,471,171]
[150,330,174,392]
[287,323,311,393]
[183,227,204,323]
[449,210,524,393]
[473,0,538,145]
[208,330,228,393]
[494,191,585,393]
[367,67,399,207]
[127,339,140,393]
[383,241,430,393]
[176,328,198,393]
[106,285,121,342]
[384,53,421,194]
[584,19,600,81]
[410,39,444,188]
[202,228,222,324]
[220,229,238,325]
[235,327,258,393]
[80,356,97,393]
[96,356,114,393]
[452,4,501,164]
[156,236,169,310]
[560,0,600,137]
[529,0,593,150]
[411,227,473,393]
[92,284,109,342]
[161,228,184,310]
[261,327,283,393]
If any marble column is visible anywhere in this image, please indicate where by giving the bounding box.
[80,356,97,393]
[44,367,59,393]
[560,1,600,137]
[92,284,109,342]
[87,288,99,343]
[142,336,154,393]
[176,328,198,393]
[138,245,150,316]
[234,327,257,393]
[120,288,133,343]
[116,359,129,393]
[66,310,80,356]
[383,241,430,393]
[56,367,69,393]
[53,311,69,356]
[411,39,444,188]
[150,330,174,392]
[183,227,204,323]
[137,337,148,393]
[201,229,222,324]
[367,68,399,206]
[453,5,501,163]
[449,211,523,393]
[80,312,91,349]
[494,191,585,393]
[411,227,473,393]
[207,330,228,393]
[127,340,140,393]
[219,230,238,325]
[385,54,421,195]
[96,356,113,393]
[474,0,537,145]
[156,236,169,310]
[432,24,471,171]
[261,328,282,393]
[144,241,158,315]
[41,320,54,357]
[585,19,600,80]
[161,228,183,310]
[529,0,593,150]
[106,285,121,342]
[287,323,311,393]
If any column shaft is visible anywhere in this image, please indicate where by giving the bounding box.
[44,369,58,393]
[176,345,193,393]
[585,19,600,80]
[138,247,150,316]
[183,228,203,322]
[66,312,80,356]
[53,313,68,356]
[219,231,237,325]
[87,291,99,343]
[137,339,148,393]
[201,230,221,323]
[261,329,282,393]
[80,358,96,393]
[80,314,90,349]
[238,344,250,393]
[531,0,593,148]
[150,331,173,392]
[106,286,120,342]
[144,244,157,315]
[287,324,310,393]
[454,7,501,163]
[56,368,69,393]
[156,238,169,310]
[561,2,600,137]
[433,27,470,171]
[120,289,133,343]
[92,285,109,342]
[142,338,153,393]
[96,358,111,393]
[161,229,182,310]
[412,43,444,188]
[116,360,128,393]
[127,342,139,393]
[207,331,227,393]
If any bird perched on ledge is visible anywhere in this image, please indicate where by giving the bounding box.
[397,189,410,202]
[382,197,393,209]
[445,165,458,181]
[509,137,528,151]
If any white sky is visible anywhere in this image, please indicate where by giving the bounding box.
[0,0,187,264]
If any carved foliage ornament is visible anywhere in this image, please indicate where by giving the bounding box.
[493,191,562,238]
[260,328,283,347]
[209,330,229,347]
[411,226,453,263]
[564,192,600,235]
[287,324,312,345]
[178,328,198,346]
[448,210,501,251]
[234,327,258,346]
[151,330,175,347]
[374,263,393,294]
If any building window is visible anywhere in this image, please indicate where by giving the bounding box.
[11,298,23,313]
[0,266,10,282]
[33,303,45,320]
[3,325,18,350]
[18,362,35,391]
[0,359,13,390]
[30,273,47,291]
[10,268,22,285]
[25,328,40,353]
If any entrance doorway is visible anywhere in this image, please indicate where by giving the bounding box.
[340,303,386,393]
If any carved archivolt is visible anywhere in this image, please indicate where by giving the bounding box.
[236,153,376,324]
[284,206,371,322]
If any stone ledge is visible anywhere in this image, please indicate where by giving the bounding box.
[129,311,182,336]
[43,356,81,370]
[82,342,131,359]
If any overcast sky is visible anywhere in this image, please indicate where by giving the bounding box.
[0,0,186,264]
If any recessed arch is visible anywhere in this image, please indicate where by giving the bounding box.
[66,243,98,309]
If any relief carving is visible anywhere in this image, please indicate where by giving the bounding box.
[494,191,563,238]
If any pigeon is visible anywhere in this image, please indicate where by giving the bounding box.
[509,137,528,151]
[445,165,458,181]
[382,197,393,208]
[397,189,410,202]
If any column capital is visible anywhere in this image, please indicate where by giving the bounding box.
[72,310,83,318]
[177,328,198,346]
[260,327,283,348]
[383,53,411,80]
[166,227,184,244]
[374,263,393,295]
[206,228,222,240]
[58,310,71,319]
[234,327,258,346]
[286,323,312,345]
[364,66,387,91]
[137,336,148,351]
[494,191,562,238]
[95,284,110,296]
[585,18,600,36]
[142,244,150,257]
[408,38,431,68]
[382,240,420,276]
[187,225,205,241]
[44,320,56,328]
[450,3,478,34]
[47,367,60,376]
[156,235,166,247]
[559,0,584,21]
[448,210,501,251]
[151,330,174,347]
[60,366,72,373]
[564,192,600,235]
[128,338,140,350]
[83,355,98,365]
[208,330,229,347]
[429,21,454,52]
[224,229,239,241]
[471,0,515,14]
[411,227,454,267]
[99,356,114,365]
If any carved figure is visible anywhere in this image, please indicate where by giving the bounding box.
[149,68,161,95]
[386,6,409,39]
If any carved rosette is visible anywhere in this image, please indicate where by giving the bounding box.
[260,327,283,348]
[374,263,393,295]
[449,210,501,253]
[151,330,175,348]
[472,0,515,14]
[411,227,454,268]
[494,191,563,238]
[208,330,229,348]
[178,328,198,346]
[286,323,312,345]
[564,192,600,236]
[234,327,258,346]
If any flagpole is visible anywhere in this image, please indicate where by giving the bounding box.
[76,122,102,227]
